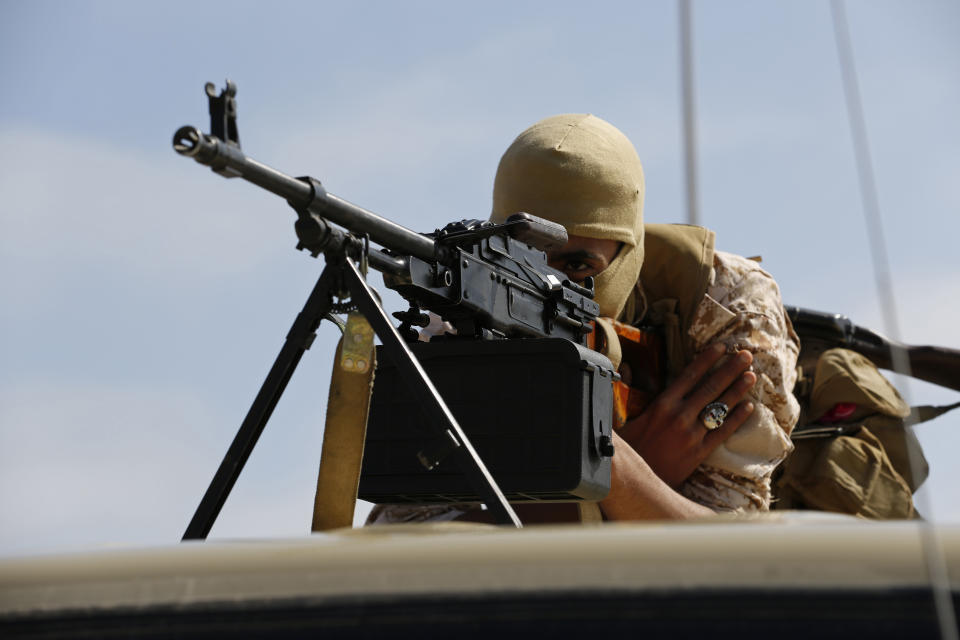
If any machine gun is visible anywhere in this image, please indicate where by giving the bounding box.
[173,81,616,537]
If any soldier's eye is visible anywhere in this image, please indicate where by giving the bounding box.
[547,252,606,281]
[565,260,591,273]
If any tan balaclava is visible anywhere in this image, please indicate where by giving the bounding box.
[490,114,645,320]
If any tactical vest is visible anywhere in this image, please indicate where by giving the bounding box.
[604,223,926,519]
[593,223,714,377]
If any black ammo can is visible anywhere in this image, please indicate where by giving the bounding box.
[358,338,615,504]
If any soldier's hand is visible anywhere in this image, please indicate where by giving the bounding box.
[617,343,756,488]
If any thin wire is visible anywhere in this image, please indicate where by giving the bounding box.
[830,2,958,637]
[679,0,700,226]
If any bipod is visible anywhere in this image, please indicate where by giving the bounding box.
[182,253,521,540]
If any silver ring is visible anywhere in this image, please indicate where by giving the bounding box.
[700,401,729,430]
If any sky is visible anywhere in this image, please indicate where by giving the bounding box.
[1,0,958,557]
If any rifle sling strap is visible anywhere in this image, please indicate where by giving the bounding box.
[311,336,376,532]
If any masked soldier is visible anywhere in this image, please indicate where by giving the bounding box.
[372,114,800,523]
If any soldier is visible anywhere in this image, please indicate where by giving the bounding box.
[491,113,799,518]
[371,114,800,523]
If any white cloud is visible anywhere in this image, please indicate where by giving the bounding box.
[699,109,821,157]
[843,270,960,350]
[242,21,682,225]
[0,381,226,554]
[0,126,289,283]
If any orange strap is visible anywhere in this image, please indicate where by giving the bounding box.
[588,319,665,430]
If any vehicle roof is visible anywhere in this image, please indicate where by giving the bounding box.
[2,514,957,617]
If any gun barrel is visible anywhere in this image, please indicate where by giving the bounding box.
[787,305,960,392]
[850,341,960,393]
[785,306,853,343]
[173,126,438,262]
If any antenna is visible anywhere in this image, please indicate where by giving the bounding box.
[679,0,700,227]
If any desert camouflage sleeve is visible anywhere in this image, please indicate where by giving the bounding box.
[679,251,800,511]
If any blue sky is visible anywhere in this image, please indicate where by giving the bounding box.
[1,0,958,556]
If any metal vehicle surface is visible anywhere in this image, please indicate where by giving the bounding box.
[2,516,958,638]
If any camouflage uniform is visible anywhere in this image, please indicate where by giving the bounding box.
[679,251,799,512]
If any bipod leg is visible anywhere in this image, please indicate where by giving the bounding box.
[183,264,341,540]
[342,257,522,528]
